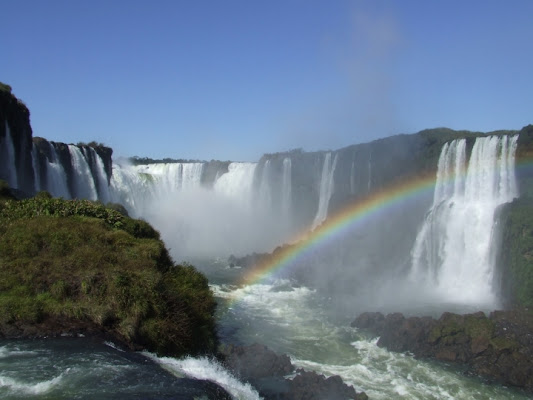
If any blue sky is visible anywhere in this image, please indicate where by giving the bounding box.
[2,0,532,161]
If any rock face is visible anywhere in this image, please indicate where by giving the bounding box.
[496,197,533,309]
[352,310,533,392]
[0,88,114,198]
[0,87,34,194]
[221,343,368,400]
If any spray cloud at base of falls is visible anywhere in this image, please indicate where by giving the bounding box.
[110,159,299,259]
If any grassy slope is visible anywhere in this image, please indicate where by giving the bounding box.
[0,192,217,357]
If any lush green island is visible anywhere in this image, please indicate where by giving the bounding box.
[0,182,217,358]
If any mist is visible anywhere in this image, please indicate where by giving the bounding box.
[110,160,300,260]
[107,133,519,318]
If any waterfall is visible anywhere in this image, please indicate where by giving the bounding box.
[31,144,41,192]
[84,147,111,204]
[181,163,204,190]
[410,135,519,306]
[46,143,70,198]
[312,152,338,229]
[281,157,292,219]
[4,121,18,188]
[214,162,256,202]
[68,145,98,200]
[258,159,272,210]
[111,162,205,215]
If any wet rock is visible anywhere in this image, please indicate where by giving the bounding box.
[352,309,533,393]
[287,369,367,400]
[220,343,368,399]
[222,343,294,380]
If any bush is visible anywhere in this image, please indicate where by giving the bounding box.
[0,82,12,93]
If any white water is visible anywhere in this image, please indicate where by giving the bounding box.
[68,145,98,200]
[87,147,111,203]
[31,144,41,192]
[258,159,272,211]
[212,278,527,400]
[46,143,70,199]
[282,157,292,221]
[214,162,257,201]
[312,152,338,229]
[4,121,18,188]
[410,135,519,308]
[111,161,293,257]
[144,353,262,400]
[134,162,205,197]
[0,373,64,395]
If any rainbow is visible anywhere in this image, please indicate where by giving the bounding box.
[231,171,439,299]
[224,135,532,306]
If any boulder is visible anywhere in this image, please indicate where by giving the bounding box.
[352,309,533,392]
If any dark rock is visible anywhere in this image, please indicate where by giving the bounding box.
[220,343,368,400]
[352,309,533,393]
[287,370,365,400]
[351,312,385,334]
[222,343,294,381]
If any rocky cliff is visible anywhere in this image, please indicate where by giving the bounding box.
[0,84,113,198]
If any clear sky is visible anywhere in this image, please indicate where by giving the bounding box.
[1,0,532,161]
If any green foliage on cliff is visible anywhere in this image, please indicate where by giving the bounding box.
[129,156,203,165]
[498,197,533,309]
[0,180,15,201]
[0,195,217,356]
[0,82,12,93]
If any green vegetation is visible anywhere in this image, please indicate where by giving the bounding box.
[76,141,107,149]
[0,180,15,201]
[129,156,204,165]
[498,197,533,309]
[0,82,12,93]
[0,193,217,356]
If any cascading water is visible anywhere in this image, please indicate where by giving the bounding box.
[257,159,272,211]
[213,162,256,201]
[31,144,41,192]
[132,162,204,198]
[45,143,70,199]
[312,152,338,229]
[4,121,18,188]
[281,157,292,220]
[410,135,519,307]
[84,147,111,204]
[68,145,98,200]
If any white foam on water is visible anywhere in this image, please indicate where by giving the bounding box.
[104,341,126,352]
[143,353,262,400]
[0,372,65,395]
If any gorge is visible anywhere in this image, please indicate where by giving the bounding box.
[2,86,533,399]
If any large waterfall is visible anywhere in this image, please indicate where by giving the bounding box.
[410,135,519,307]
